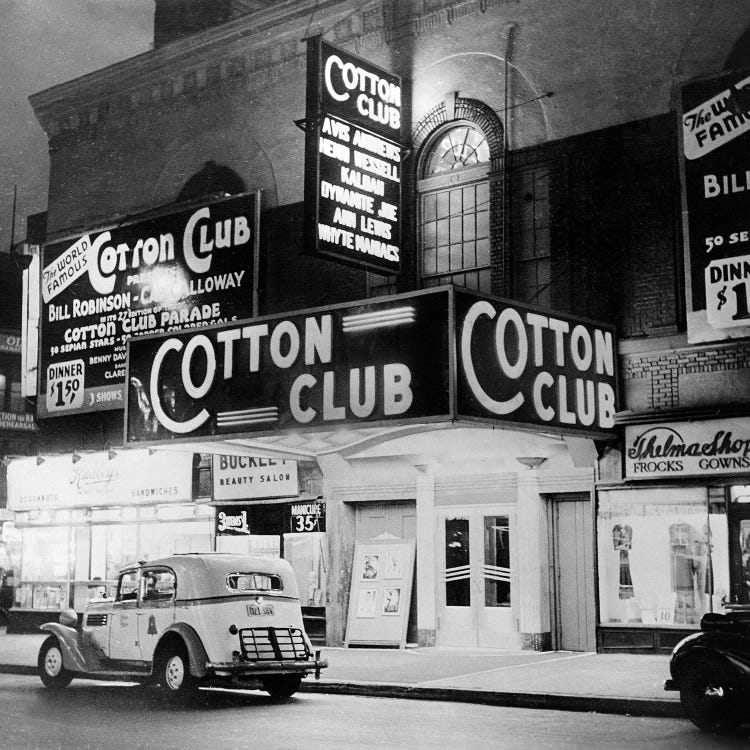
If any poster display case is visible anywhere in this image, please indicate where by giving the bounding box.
[345,537,415,648]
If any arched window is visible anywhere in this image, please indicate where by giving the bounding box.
[418,123,491,292]
[176,160,246,202]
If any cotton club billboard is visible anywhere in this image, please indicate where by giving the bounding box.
[303,37,404,276]
[125,287,617,446]
[39,193,258,417]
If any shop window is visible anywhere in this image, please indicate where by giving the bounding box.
[91,523,138,581]
[284,532,327,607]
[484,515,511,607]
[445,517,471,606]
[597,489,729,627]
[418,124,491,292]
[139,519,212,560]
[511,165,552,308]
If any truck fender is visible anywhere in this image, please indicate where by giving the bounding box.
[39,623,89,673]
[156,623,209,679]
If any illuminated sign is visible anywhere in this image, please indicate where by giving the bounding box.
[0,333,22,355]
[6,449,193,510]
[455,294,616,432]
[304,37,403,275]
[215,506,251,536]
[125,288,617,445]
[288,501,326,533]
[39,193,258,417]
[680,68,750,342]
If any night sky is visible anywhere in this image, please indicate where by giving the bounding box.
[0,0,154,255]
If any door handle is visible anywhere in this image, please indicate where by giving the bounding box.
[135,611,144,616]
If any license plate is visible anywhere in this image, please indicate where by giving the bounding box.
[246,603,274,616]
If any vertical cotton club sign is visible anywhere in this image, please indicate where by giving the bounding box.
[304,38,403,275]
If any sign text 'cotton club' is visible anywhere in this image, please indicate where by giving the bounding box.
[125,288,616,445]
[39,193,258,418]
[304,37,403,275]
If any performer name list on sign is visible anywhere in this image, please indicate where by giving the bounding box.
[317,115,401,265]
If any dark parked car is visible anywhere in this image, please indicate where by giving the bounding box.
[665,609,750,732]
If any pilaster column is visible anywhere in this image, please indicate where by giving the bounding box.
[316,453,356,647]
[414,467,436,646]
[516,470,551,650]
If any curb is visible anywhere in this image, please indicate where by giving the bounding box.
[299,681,685,719]
[0,662,684,719]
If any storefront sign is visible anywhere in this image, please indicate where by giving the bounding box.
[0,332,22,355]
[213,455,299,500]
[125,288,451,443]
[455,292,617,433]
[125,287,617,445]
[288,501,326,533]
[6,449,193,510]
[0,411,37,431]
[215,505,251,536]
[39,193,258,417]
[680,69,750,342]
[625,418,750,479]
[304,37,403,275]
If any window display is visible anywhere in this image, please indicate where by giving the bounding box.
[598,488,728,627]
[14,510,212,611]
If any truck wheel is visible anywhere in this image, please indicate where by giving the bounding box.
[263,675,302,700]
[38,635,74,689]
[680,659,741,733]
[157,644,197,699]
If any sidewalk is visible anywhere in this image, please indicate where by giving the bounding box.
[0,629,682,718]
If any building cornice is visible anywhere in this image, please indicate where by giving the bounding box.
[29,0,509,142]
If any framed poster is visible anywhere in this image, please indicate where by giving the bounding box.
[345,537,415,648]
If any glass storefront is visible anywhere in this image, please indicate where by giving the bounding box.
[598,487,729,628]
[14,504,213,612]
[214,502,328,608]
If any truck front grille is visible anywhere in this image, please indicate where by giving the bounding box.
[239,627,309,661]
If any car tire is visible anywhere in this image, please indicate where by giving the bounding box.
[38,635,74,690]
[679,658,742,733]
[263,674,302,700]
[156,643,197,699]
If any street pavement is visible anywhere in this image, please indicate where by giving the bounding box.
[0,627,682,718]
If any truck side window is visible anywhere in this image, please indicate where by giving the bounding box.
[116,570,139,602]
[142,568,176,602]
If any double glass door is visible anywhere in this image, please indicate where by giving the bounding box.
[437,507,519,648]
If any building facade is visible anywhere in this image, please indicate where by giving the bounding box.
[10,0,750,650]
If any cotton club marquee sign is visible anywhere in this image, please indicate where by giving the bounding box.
[124,287,617,445]
[303,37,404,275]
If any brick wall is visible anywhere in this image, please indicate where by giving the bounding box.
[622,340,750,412]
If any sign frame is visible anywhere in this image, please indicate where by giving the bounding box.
[212,455,299,501]
[345,537,415,649]
[678,67,750,343]
[303,36,404,276]
[38,191,260,418]
[124,286,618,447]
[624,418,750,480]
